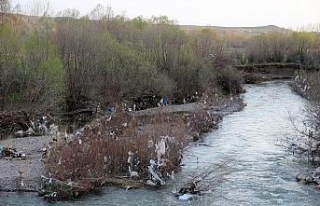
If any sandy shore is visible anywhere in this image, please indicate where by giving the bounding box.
[0,95,245,192]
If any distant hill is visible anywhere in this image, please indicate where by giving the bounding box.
[180,25,291,35]
[1,13,41,33]
[1,13,291,36]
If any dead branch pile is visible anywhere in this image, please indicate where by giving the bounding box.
[178,160,231,195]
[0,111,31,138]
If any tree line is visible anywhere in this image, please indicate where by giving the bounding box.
[0,2,319,116]
[0,4,235,114]
[244,30,320,66]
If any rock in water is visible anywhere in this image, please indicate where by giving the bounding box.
[296,173,313,184]
[296,173,307,182]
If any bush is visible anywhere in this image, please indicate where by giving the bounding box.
[44,108,222,185]
[292,71,320,100]
[45,112,187,181]
[290,71,320,162]
[215,68,244,95]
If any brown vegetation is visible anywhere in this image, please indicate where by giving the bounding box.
[290,70,320,189]
[292,71,320,100]
[41,100,228,200]
[290,71,320,160]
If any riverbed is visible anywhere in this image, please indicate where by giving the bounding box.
[2,81,320,205]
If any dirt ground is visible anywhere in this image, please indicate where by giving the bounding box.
[0,95,245,192]
[0,136,52,191]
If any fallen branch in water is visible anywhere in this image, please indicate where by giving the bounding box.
[176,159,233,199]
[39,176,106,201]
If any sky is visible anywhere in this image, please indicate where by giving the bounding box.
[11,0,320,29]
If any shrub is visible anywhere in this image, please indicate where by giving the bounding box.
[215,68,244,95]
[45,112,188,181]
[290,71,320,162]
[292,71,320,100]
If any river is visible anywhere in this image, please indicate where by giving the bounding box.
[2,81,320,205]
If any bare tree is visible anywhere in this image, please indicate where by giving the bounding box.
[0,0,10,12]
[26,0,52,16]
[0,0,10,25]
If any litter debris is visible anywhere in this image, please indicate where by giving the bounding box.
[128,166,139,179]
[39,147,47,160]
[26,127,35,135]
[178,193,194,201]
[146,158,175,186]
[18,170,25,187]
[127,151,134,166]
[105,107,116,115]
[155,138,166,162]
[39,175,104,201]
[0,146,26,159]
[14,130,24,138]
[20,153,26,160]
[127,151,140,179]
[49,124,59,136]
[0,144,4,157]
[148,165,165,186]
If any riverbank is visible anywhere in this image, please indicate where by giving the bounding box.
[4,81,320,205]
[0,94,245,197]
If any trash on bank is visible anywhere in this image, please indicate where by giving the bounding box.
[39,175,104,202]
[0,144,4,155]
[0,145,26,159]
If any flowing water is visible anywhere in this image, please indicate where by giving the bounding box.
[2,81,320,205]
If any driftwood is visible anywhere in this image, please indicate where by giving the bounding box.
[178,160,232,196]
[64,108,96,116]
[39,176,104,201]
[0,188,38,192]
[236,63,304,70]
[0,110,57,138]
[39,175,150,201]
[131,94,162,111]
[0,111,30,138]
[0,147,26,159]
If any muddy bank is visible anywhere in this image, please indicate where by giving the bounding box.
[0,95,245,194]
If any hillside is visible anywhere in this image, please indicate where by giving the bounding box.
[1,13,290,36]
[180,24,290,35]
